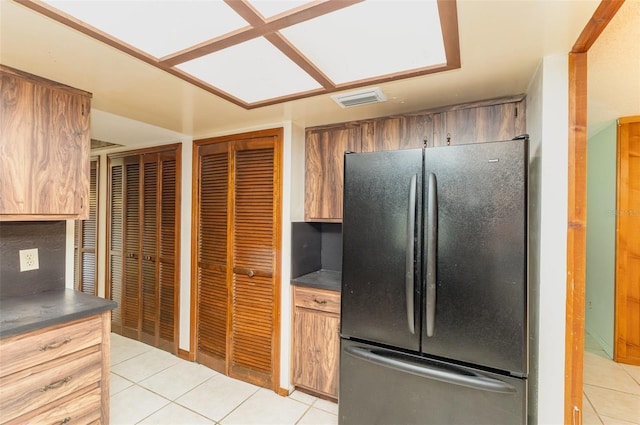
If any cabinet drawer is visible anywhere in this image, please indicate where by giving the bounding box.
[294,286,340,314]
[0,315,102,378]
[0,346,101,423]
[6,386,101,425]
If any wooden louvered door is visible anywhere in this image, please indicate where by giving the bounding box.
[107,146,179,353]
[109,159,124,333]
[229,137,279,388]
[193,129,282,391]
[140,154,158,345]
[195,142,230,373]
[157,152,177,351]
[74,159,98,295]
[122,156,141,340]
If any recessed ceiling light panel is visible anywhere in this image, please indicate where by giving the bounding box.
[281,0,446,84]
[45,0,249,58]
[177,37,322,104]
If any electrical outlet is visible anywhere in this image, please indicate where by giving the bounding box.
[19,248,39,272]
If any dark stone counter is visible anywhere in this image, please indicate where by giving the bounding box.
[291,269,341,292]
[0,289,117,339]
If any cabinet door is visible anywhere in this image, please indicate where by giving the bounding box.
[438,101,523,146]
[293,307,340,398]
[304,126,360,221]
[0,69,90,219]
[361,115,432,152]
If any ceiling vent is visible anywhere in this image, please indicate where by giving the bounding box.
[332,87,387,108]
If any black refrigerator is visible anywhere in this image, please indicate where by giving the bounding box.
[339,138,528,425]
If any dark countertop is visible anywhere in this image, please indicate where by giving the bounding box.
[0,289,117,339]
[291,269,341,292]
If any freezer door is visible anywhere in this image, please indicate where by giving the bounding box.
[341,149,422,352]
[339,339,527,425]
[422,139,528,375]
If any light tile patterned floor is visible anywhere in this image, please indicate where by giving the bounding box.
[111,333,639,424]
[109,333,338,425]
[583,333,640,425]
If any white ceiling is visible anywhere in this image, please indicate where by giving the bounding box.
[2,0,634,147]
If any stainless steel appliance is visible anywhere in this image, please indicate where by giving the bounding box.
[339,138,528,424]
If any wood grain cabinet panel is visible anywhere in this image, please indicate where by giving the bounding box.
[304,126,360,222]
[361,114,433,152]
[0,65,91,220]
[304,96,526,222]
[0,312,110,425]
[292,286,340,400]
[437,99,526,146]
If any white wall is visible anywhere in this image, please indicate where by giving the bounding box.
[526,54,570,425]
[585,122,616,357]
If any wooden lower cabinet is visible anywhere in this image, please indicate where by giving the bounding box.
[292,285,340,400]
[0,312,110,424]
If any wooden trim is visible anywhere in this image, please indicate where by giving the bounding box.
[571,0,626,53]
[15,0,460,110]
[100,311,111,424]
[177,348,193,362]
[565,2,625,423]
[438,0,461,69]
[565,51,588,425]
[277,387,290,397]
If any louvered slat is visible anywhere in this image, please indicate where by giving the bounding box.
[197,151,229,362]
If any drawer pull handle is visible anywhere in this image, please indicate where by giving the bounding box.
[40,337,72,351]
[58,417,72,425]
[313,298,327,305]
[41,376,72,392]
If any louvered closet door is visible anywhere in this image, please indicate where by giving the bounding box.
[141,155,159,345]
[123,156,141,339]
[158,152,177,350]
[109,159,124,333]
[108,147,179,352]
[74,159,98,295]
[229,137,278,389]
[196,142,230,373]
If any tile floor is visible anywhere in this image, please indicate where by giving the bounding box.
[110,333,640,425]
[109,333,338,425]
[583,333,640,425]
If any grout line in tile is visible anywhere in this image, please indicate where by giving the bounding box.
[215,386,263,424]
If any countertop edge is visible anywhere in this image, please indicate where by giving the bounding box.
[0,289,117,339]
[291,269,341,292]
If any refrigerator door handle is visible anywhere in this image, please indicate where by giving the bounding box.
[344,345,517,394]
[405,174,418,335]
[426,173,437,337]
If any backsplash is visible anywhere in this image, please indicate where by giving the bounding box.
[291,222,342,278]
[0,221,66,298]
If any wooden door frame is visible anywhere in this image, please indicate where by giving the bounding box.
[565,1,625,424]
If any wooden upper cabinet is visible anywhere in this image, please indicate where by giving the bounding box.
[436,99,526,146]
[0,65,92,220]
[304,126,360,222]
[304,95,526,222]
[361,114,433,152]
